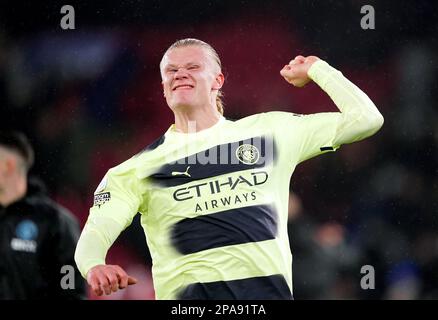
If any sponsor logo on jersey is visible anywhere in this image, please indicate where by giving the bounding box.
[173,171,268,201]
[171,166,191,177]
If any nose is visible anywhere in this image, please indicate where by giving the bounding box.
[174,68,188,80]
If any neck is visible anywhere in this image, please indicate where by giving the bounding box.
[173,106,222,133]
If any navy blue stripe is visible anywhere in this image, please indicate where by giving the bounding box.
[149,135,276,188]
[171,204,277,255]
[178,274,293,300]
[136,134,166,156]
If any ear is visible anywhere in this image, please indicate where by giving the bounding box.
[161,81,166,97]
[212,73,225,90]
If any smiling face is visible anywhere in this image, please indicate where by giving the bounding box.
[160,45,224,112]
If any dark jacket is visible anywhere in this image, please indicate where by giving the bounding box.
[0,178,86,299]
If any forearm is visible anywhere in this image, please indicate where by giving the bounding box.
[74,215,124,279]
[308,60,384,146]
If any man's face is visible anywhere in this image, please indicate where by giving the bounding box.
[161,46,223,111]
[0,152,27,206]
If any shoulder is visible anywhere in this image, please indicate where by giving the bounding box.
[137,134,166,154]
[231,111,304,127]
[227,112,270,126]
[50,201,80,229]
[98,134,168,190]
[16,193,79,232]
[19,191,57,220]
[108,134,166,174]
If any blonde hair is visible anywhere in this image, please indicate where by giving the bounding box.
[161,38,225,115]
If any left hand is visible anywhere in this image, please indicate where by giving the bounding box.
[280,55,320,87]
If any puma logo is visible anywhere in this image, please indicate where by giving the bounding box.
[171,166,191,178]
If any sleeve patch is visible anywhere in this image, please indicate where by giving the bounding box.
[93,192,111,207]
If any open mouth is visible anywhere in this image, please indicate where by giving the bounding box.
[173,84,194,91]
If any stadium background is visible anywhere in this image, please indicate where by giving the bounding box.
[0,0,437,299]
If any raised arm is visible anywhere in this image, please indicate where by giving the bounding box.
[280,55,384,147]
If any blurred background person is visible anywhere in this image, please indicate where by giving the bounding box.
[287,192,361,299]
[0,131,86,299]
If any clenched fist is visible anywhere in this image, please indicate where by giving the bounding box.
[87,264,138,296]
[280,55,320,87]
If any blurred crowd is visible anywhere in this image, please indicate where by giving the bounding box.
[1,1,437,299]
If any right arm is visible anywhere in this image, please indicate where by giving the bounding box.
[279,55,384,163]
[74,166,141,296]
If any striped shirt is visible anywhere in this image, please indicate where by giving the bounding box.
[75,60,384,299]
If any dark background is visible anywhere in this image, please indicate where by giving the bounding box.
[0,0,437,299]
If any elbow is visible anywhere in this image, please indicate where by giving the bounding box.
[371,112,384,132]
[74,242,83,276]
[74,245,80,269]
[347,109,384,142]
[360,111,384,138]
[74,236,88,279]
